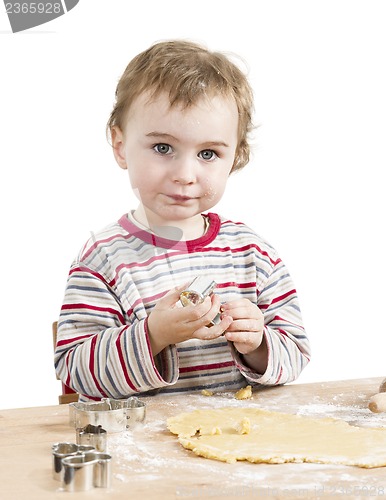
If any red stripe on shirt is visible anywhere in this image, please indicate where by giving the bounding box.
[89,335,108,397]
[57,334,92,347]
[271,289,297,304]
[61,303,125,324]
[115,327,138,391]
[179,360,234,373]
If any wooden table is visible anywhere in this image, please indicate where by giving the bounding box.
[1,378,386,499]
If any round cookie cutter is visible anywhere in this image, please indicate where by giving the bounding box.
[69,396,146,433]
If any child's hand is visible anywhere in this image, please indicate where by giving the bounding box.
[147,284,233,356]
[221,299,265,354]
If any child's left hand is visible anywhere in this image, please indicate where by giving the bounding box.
[221,299,264,355]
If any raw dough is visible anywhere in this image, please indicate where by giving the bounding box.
[234,385,252,400]
[167,407,386,468]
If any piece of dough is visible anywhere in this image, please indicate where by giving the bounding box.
[234,385,252,400]
[167,407,386,468]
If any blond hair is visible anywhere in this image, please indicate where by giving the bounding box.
[107,40,254,173]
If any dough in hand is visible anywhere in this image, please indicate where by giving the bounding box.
[167,407,386,468]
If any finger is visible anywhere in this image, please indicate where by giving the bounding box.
[187,295,225,328]
[225,318,263,332]
[181,295,212,320]
[221,298,251,310]
[194,315,233,341]
[225,330,253,343]
[222,302,262,321]
[157,281,191,307]
[224,330,263,349]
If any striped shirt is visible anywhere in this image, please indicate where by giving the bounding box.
[55,212,310,401]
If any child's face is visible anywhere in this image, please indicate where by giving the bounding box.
[112,91,238,227]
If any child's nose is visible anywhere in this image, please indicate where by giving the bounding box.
[172,156,197,184]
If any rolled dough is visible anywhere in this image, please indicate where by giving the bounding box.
[167,407,386,468]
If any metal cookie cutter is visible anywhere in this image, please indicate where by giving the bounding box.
[76,424,107,452]
[83,451,112,488]
[52,443,112,491]
[61,454,98,492]
[180,276,221,326]
[69,396,146,433]
[52,442,95,481]
[61,451,112,492]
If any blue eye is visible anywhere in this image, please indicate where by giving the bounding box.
[154,143,172,154]
[199,149,217,161]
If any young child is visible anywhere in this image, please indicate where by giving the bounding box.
[55,40,311,401]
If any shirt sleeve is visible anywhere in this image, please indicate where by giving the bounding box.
[54,263,179,399]
[231,256,311,385]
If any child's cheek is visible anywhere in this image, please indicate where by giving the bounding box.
[204,185,217,201]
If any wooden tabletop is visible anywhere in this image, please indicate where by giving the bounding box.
[1,377,386,499]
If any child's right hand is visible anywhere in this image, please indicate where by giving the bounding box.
[147,283,233,356]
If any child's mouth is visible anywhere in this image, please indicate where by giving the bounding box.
[167,194,194,202]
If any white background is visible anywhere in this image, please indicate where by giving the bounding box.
[1,0,385,409]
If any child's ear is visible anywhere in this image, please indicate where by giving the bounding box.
[111,126,128,170]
